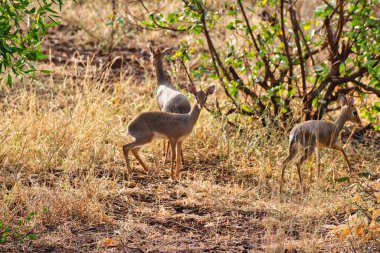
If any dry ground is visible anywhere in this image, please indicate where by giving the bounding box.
[1,1,379,252]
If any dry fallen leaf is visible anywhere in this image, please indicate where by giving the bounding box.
[100,237,118,247]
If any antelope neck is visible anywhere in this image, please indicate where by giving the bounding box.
[153,57,167,84]
[331,111,348,141]
[188,101,202,127]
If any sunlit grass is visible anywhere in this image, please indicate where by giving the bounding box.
[0,0,379,251]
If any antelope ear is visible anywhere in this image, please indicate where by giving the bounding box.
[339,94,348,107]
[162,47,173,56]
[347,97,354,106]
[188,83,197,95]
[206,85,215,96]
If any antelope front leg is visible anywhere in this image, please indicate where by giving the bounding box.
[280,144,298,194]
[169,141,176,180]
[316,148,321,178]
[280,163,286,194]
[176,142,182,179]
[131,147,152,173]
[297,147,314,193]
[181,148,185,166]
[163,140,171,164]
[341,149,353,173]
[122,145,132,175]
[331,145,352,173]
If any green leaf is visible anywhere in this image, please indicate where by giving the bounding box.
[35,51,48,60]
[357,171,372,178]
[177,25,188,31]
[7,73,12,87]
[241,104,253,113]
[365,60,377,68]
[116,16,124,24]
[312,97,319,108]
[25,7,36,14]
[27,234,37,240]
[1,235,7,243]
[339,63,346,75]
[45,7,58,14]
[27,211,36,221]
[335,177,350,183]
[226,22,235,30]
[374,101,380,112]
[2,43,12,53]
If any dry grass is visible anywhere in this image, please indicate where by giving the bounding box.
[0,1,379,252]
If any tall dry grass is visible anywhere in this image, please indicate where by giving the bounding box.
[0,0,379,252]
[0,54,378,251]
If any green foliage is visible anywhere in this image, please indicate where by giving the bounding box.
[0,208,48,244]
[0,0,64,86]
[137,0,380,127]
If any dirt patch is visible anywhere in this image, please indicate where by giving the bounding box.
[43,24,150,81]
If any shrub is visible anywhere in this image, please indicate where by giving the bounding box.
[132,0,380,126]
[0,0,64,85]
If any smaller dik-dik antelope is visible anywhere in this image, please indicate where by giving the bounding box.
[149,44,191,163]
[123,83,215,180]
[280,94,361,193]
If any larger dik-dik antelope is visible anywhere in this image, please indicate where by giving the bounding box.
[123,83,215,180]
[280,94,361,193]
[149,44,191,163]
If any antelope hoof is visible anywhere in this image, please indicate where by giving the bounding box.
[300,184,305,194]
[164,156,170,164]
[170,173,179,182]
[301,185,309,194]
[123,171,133,182]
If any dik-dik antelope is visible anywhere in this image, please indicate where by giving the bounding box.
[123,83,215,180]
[280,94,361,193]
[149,44,191,164]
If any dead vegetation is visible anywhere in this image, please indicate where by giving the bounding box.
[0,1,379,252]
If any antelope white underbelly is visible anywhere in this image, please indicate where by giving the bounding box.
[152,131,168,140]
[178,134,189,142]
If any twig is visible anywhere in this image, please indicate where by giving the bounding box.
[178,58,195,87]
[137,0,188,32]
[289,5,307,97]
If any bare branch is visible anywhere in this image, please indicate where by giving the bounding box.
[280,0,296,93]
[237,0,273,87]
[289,6,307,97]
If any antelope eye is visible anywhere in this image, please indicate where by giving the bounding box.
[352,111,358,117]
